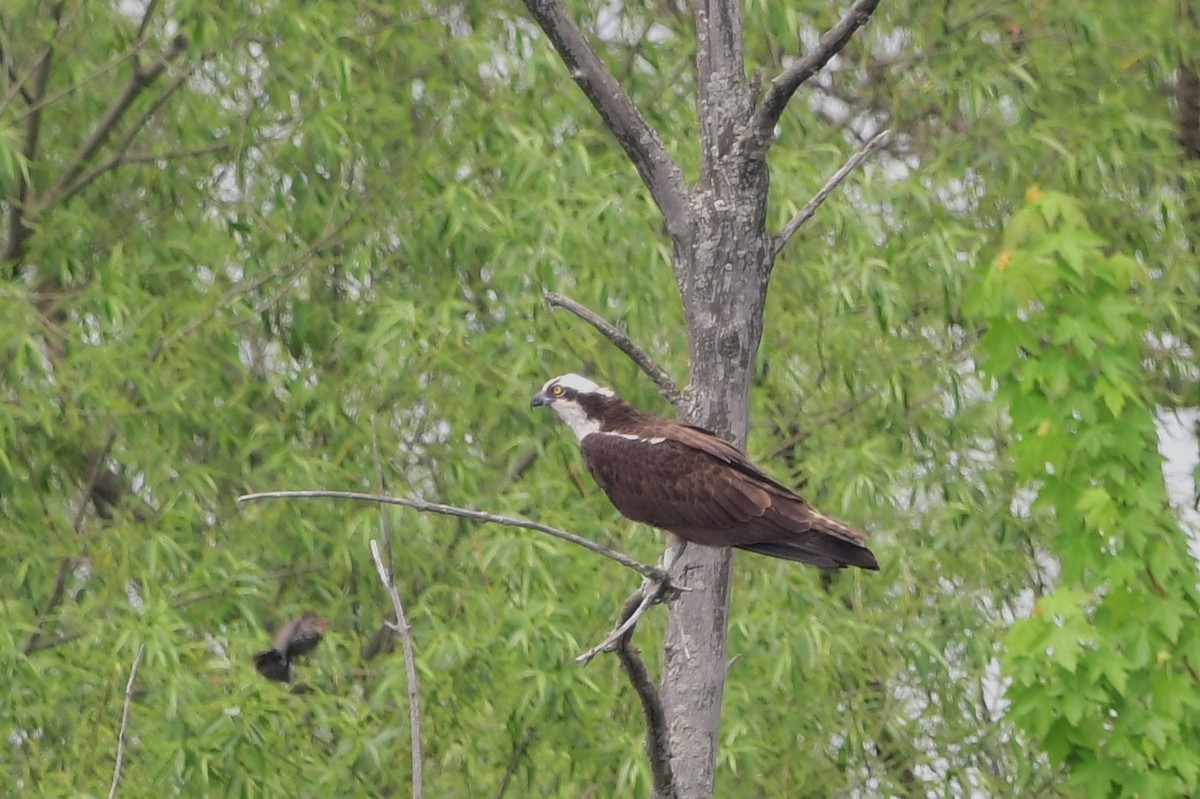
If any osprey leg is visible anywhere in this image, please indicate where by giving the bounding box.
[660,532,687,573]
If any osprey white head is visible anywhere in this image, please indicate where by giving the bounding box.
[530,373,614,440]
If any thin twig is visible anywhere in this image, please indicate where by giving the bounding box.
[22,558,73,655]
[520,0,691,241]
[772,129,890,256]
[370,419,422,799]
[50,33,188,200]
[543,291,683,409]
[238,490,665,581]
[738,0,884,162]
[53,70,197,205]
[576,580,666,665]
[107,643,145,799]
[371,419,396,595]
[1,2,69,268]
[614,592,675,799]
[134,0,161,43]
[23,429,118,655]
[22,629,85,654]
[369,540,424,799]
[493,726,537,799]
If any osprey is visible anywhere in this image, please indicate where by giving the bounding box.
[532,373,879,571]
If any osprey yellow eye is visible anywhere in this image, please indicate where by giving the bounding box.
[551,385,565,397]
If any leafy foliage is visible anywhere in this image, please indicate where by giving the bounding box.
[0,1,1196,797]
[969,190,1200,798]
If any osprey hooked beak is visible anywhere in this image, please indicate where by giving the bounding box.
[530,390,552,408]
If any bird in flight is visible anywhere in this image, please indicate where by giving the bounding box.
[532,373,879,572]
[254,613,331,683]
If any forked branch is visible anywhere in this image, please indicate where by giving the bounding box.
[50,33,189,200]
[369,541,424,799]
[369,421,423,799]
[739,0,884,162]
[544,290,683,409]
[521,0,691,241]
[576,581,664,665]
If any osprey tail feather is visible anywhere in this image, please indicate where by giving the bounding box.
[738,534,880,570]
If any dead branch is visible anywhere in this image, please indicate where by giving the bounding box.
[772,129,890,255]
[369,541,424,799]
[614,595,676,799]
[544,290,684,409]
[576,579,667,665]
[738,0,884,163]
[237,490,667,582]
[520,0,692,241]
[370,419,423,799]
[106,643,145,799]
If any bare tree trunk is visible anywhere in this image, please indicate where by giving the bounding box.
[659,3,773,794]
[666,105,773,799]
[520,1,883,795]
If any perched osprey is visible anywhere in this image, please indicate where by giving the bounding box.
[532,373,879,571]
[254,613,330,683]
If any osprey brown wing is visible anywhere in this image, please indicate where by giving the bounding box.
[671,423,871,545]
[581,433,771,539]
[580,430,878,569]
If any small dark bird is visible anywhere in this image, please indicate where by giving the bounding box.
[532,373,880,572]
[254,613,331,683]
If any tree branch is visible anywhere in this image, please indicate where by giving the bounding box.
[134,0,161,45]
[237,490,666,581]
[49,33,188,201]
[369,419,423,799]
[520,0,692,242]
[544,290,684,409]
[694,0,752,170]
[738,0,884,162]
[23,429,118,655]
[1,2,64,270]
[52,71,197,206]
[576,579,665,665]
[107,643,144,799]
[369,540,424,799]
[614,593,676,799]
[772,129,890,256]
[0,3,81,118]
[22,557,73,655]
[493,726,536,799]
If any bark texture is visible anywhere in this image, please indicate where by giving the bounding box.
[660,4,771,796]
[521,1,883,796]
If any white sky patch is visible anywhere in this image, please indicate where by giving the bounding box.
[1157,408,1200,560]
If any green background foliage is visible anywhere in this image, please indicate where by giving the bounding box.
[971,191,1200,798]
[1,1,1197,797]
